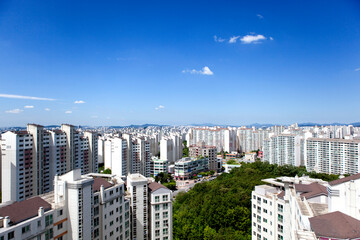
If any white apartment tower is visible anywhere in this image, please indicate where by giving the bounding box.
[305,138,360,175]
[263,134,303,166]
[104,137,128,176]
[1,124,99,203]
[127,174,149,240]
[148,182,172,240]
[131,138,151,177]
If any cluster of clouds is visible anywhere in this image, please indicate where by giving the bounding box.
[214,34,272,44]
[1,93,87,114]
[182,66,214,76]
[155,105,165,110]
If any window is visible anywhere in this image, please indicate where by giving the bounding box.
[45,214,53,226]
[58,209,63,216]
[22,225,30,234]
[163,219,168,227]
[163,212,168,218]
[155,213,160,220]
[8,232,14,239]
[163,203,168,210]
[94,206,99,215]
[278,204,283,213]
[155,230,160,237]
[155,221,160,228]
[155,204,160,211]
[278,224,283,233]
[162,195,168,201]
[155,196,160,202]
[163,228,168,235]
[278,214,283,223]
[37,220,41,227]
[57,222,63,230]
[45,229,53,240]
[278,234,283,240]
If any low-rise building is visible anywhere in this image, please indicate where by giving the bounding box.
[151,157,169,176]
[174,157,208,180]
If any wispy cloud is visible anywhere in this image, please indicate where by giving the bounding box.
[240,34,266,44]
[6,108,23,114]
[269,37,274,40]
[44,108,51,111]
[65,111,72,114]
[257,14,264,19]
[0,94,55,101]
[74,100,85,104]
[214,35,225,42]
[155,105,165,110]
[229,36,240,43]
[355,68,360,71]
[24,105,34,109]
[182,66,214,76]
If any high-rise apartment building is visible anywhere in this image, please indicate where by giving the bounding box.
[1,124,98,203]
[148,182,172,240]
[305,138,360,175]
[104,137,128,176]
[189,127,236,153]
[263,134,303,166]
[0,169,131,240]
[127,174,149,240]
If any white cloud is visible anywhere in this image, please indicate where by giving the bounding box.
[74,100,85,104]
[65,111,72,114]
[44,108,51,111]
[214,35,225,42]
[229,36,240,43]
[355,68,360,71]
[182,66,214,76]
[269,37,274,40]
[0,94,55,101]
[24,105,34,109]
[155,105,165,110]
[257,14,264,19]
[240,34,266,44]
[5,108,23,114]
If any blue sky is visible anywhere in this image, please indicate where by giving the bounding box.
[0,0,360,127]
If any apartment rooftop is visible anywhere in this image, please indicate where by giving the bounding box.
[294,182,328,199]
[309,211,360,239]
[148,182,168,193]
[93,177,114,192]
[0,197,51,225]
[329,172,360,186]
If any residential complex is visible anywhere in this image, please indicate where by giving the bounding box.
[1,124,98,203]
[0,170,172,240]
[251,174,360,240]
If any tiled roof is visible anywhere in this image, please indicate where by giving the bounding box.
[329,173,360,186]
[309,211,360,239]
[148,182,168,193]
[0,197,51,225]
[294,182,327,199]
[93,177,113,192]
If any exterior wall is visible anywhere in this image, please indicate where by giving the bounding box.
[305,138,360,174]
[149,188,172,240]
[127,174,148,240]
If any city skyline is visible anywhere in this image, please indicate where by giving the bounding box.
[0,1,360,127]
